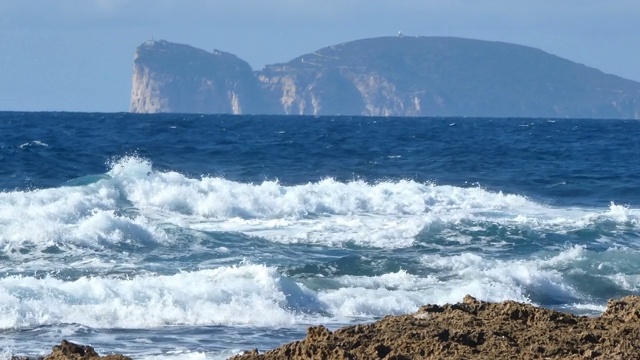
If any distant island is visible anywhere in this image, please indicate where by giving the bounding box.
[130,37,640,119]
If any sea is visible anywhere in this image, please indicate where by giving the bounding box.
[0,112,639,359]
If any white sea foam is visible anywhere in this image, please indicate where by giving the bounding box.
[316,256,568,319]
[607,273,640,291]
[1,157,638,256]
[0,179,168,264]
[416,246,607,306]
[139,352,212,360]
[0,345,221,360]
[0,256,562,330]
[309,246,619,319]
[18,140,49,148]
[570,303,607,313]
[0,350,12,360]
[316,267,531,318]
[0,260,526,330]
[105,157,639,249]
[0,248,631,332]
[0,264,311,330]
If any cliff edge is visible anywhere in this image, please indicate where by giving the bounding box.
[130,37,640,118]
[130,40,262,114]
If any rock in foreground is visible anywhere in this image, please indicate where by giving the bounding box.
[231,295,640,360]
[11,340,131,360]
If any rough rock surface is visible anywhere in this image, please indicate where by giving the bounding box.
[11,340,131,360]
[231,295,640,360]
[130,36,640,118]
[130,40,263,114]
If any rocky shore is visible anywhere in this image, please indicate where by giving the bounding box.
[10,340,131,360]
[12,295,640,360]
[231,295,640,360]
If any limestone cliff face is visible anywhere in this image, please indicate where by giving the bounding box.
[130,40,261,114]
[130,37,640,119]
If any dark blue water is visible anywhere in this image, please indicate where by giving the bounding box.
[1,112,639,359]
[2,112,638,206]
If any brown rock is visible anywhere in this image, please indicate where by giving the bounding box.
[230,295,640,360]
[34,340,131,360]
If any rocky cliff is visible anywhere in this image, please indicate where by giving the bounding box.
[130,37,640,118]
[130,40,262,114]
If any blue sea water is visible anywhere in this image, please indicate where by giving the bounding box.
[0,112,639,359]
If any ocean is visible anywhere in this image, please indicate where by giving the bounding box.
[0,112,639,359]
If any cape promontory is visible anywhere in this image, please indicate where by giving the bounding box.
[130,37,640,118]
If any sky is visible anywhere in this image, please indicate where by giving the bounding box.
[0,0,639,112]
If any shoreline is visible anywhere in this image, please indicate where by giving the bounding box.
[231,295,640,359]
[11,295,640,360]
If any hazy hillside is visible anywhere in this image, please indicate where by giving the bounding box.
[130,37,640,118]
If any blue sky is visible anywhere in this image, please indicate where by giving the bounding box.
[1,0,638,112]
